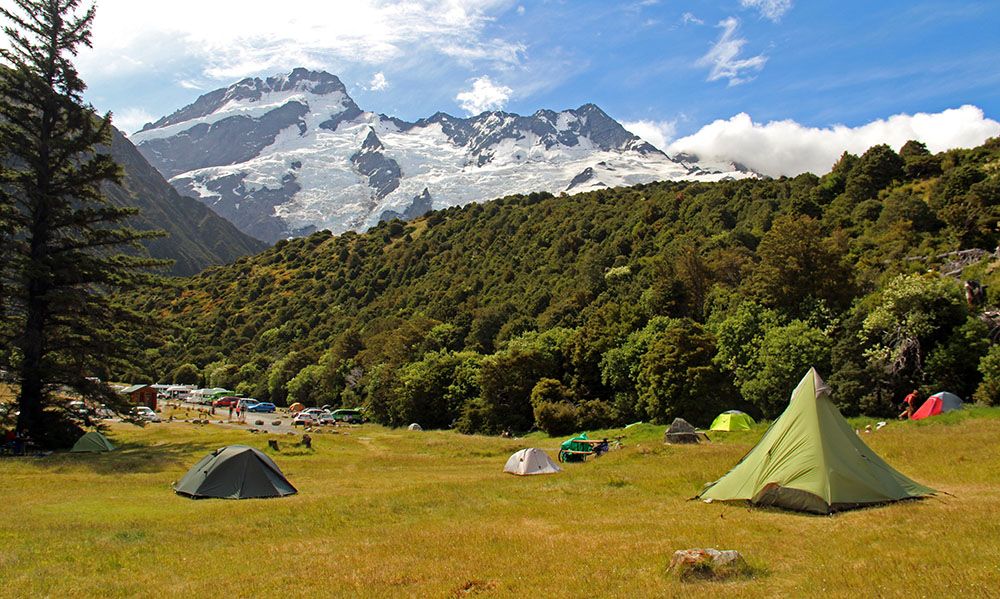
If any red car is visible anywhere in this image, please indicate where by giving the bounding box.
[212,396,242,408]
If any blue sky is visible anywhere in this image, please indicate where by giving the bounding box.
[70,0,1000,174]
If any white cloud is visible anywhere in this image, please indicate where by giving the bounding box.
[740,0,793,22]
[177,79,205,90]
[697,17,767,86]
[517,5,525,15]
[622,119,678,151]
[681,12,704,26]
[455,76,512,115]
[112,107,157,135]
[76,0,522,82]
[368,72,389,91]
[667,105,1000,177]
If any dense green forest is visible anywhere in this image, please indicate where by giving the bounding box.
[126,138,1000,434]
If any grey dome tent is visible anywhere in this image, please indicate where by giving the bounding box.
[664,418,707,444]
[173,445,297,499]
[70,431,115,453]
[408,423,422,431]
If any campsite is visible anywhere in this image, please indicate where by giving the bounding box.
[2,397,999,597]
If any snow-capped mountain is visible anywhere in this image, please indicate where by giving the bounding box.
[132,69,753,242]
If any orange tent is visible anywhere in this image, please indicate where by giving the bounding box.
[288,402,305,414]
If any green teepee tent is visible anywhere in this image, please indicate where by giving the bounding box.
[697,368,933,514]
[174,445,297,499]
[70,431,115,453]
[710,410,755,432]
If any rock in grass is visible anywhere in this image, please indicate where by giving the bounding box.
[669,548,750,581]
[272,421,281,426]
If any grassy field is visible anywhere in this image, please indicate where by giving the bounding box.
[2,410,999,597]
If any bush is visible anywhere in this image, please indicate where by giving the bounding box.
[533,401,579,436]
[974,345,1000,406]
[530,378,572,407]
[172,363,200,385]
[576,399,614,430]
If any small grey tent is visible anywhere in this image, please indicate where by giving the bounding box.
[173,445,297,499]
[503,448,562,476]
[408,423,423,431]
[664,418,707,444]
[70,431,115,453]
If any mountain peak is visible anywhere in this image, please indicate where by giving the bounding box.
[133,71,753,241]
[139,68,350,133]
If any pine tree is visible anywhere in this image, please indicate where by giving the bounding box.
[0,0,166,448]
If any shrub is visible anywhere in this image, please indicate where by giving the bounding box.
[533,401,579,436]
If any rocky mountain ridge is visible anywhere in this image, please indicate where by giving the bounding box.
[133,68,753,242]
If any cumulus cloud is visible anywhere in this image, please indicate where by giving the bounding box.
[698,17,767,86]
[622,119,678,151]
[368,72,389,91]
[740,0,793,22]
[667,105,1000,177]
[112,107,157,135]
[76,0,521,82]
[455,76,512,115]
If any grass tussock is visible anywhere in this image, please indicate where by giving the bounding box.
[1,411,999,597]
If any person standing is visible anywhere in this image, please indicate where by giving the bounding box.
[898,389,919,420]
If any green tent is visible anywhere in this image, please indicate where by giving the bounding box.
[173,445,297,499]
[710,410,755,432]
[697,368,933,514]
[70,431,115,453]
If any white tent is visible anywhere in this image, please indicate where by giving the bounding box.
[503,448,562,476]
[408,423,422,431]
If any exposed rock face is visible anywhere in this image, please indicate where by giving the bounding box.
[132,69,754,243]
[139,101,309,179]
[379,188,434,223]
[350,129,402,201]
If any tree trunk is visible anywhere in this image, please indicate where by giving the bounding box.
[16,290,47,440]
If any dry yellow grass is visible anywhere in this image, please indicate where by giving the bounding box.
[1,412,998,597]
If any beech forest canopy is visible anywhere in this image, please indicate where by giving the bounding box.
[128,138,1000,435]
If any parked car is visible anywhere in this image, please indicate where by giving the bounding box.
[68,400,89,416]
[236,399,259,411]
[132,406,160,422]
[331,408,364,424]
[317,412,337,425]
[247,402,276,413]
[213,396,242,408]
[292,412,316,426]
[302,408,325,416]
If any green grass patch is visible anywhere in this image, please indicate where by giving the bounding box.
[2,411,999,597]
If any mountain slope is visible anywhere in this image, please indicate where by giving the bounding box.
[132,69,753,242]
[102,128,268,276]
[128,139,1000,428]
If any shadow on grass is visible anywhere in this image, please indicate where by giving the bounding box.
[33,439,220,475]
[699,495,933,518]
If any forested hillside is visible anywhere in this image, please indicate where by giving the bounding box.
[128,138,1000,434]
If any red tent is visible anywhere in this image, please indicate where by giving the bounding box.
[911,392,963,420]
